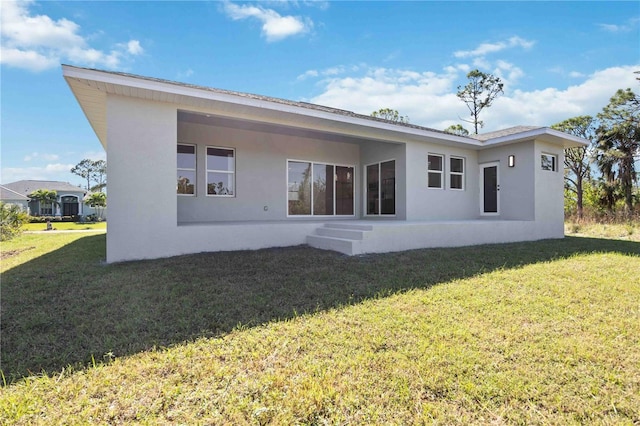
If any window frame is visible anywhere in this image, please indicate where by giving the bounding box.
[206,146,236,197]
[40,201,54,216]
[364,159,396,216]
[541,153,557,172]
[286,158,356,217]
[427,153,444,189]
[449,156,465,190]
[177,143,197,196]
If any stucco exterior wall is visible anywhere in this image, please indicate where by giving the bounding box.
[404,141,479,220]
[478,141,535,221]
[4,200,29,212]
[534,141,565,237]
[177,120,361,222]
[106,95,178,262]
[102,95,567,263]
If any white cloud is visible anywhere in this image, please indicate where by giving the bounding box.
[2,150,105,185]
[177,68,194,79]
[222,1,312,42]
[0,0,143,71]
[297,69,319,80]
[81,151,107,162]
[493,60,524,87]
[453,36,535,58]
[24,152,60,162]
[598,17,640,33]
[297,64,364,81]
[1,163,77,184]
[306,64,639,133]
[125,40,143,55]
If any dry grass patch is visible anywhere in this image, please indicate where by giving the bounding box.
[565,220,639,242]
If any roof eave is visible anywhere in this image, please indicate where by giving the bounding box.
[62,65,483,149]
[481,128,589,149]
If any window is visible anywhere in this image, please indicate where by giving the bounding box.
[450,157,465,190]
[288,160,354,216]
[207,147,235,196]
[541,153,557,171]
[40,201,53,215]
[427,154,444,188]
[177,144,196,195]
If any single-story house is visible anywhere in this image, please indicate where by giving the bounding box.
[0,180,104,219]
[0,185,30,211]
[62,65,588,263]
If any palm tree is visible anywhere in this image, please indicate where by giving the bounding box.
[28,189,59,216]
[596,88,640,215]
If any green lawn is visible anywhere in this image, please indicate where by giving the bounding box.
[1,230,638,424]
[21,221,107,231]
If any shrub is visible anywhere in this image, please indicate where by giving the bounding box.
[0,202,29,241]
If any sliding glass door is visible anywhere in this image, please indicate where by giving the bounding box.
[288,160,355,216]
[366,160,395,216]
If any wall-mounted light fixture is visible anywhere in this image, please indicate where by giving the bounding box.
[508,155,515,168]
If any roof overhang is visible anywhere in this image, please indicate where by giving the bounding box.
[479,127,588,149]
[62,65,589,151]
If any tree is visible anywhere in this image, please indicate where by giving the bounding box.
[71,159,107,192]
[456,69,504,134]
[0,202,29,241]
[444,124,470,136]
[551,116,596,219]
[91,160,107,193]
[27,189,59,216]
[596,88,640,215]
[371,108,409,124]
[85,192,107,220]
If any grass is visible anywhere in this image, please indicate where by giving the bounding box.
[565,220,639,241]
[1,230,639,424]
[21,221,107,231]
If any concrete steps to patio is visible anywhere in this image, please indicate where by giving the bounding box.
[306,223,373,255]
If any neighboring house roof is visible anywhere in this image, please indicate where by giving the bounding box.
[0,185,30,201]
[2,180,86,197]
[62,65,589,150]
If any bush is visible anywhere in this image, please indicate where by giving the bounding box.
[0,202,29,241]
[28,215,76,223]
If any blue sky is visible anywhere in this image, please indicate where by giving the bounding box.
[1,0,639,187]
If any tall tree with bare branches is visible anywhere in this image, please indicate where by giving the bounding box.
[456,69,504,134]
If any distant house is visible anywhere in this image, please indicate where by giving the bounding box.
[0,185,29,211]
[0,180,103,218]
[63,65,588,263]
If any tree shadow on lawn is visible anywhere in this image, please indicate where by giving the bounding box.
[1,234,638,383]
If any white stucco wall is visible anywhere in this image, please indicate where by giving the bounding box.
[404,141,479,220]
[478,141,535,221]
[103,94,567,262]
[106,95,178,262]
[3,200,29,212]
[534,141,565,238]
[177,121,361,222]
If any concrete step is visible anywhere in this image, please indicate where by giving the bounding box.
[316,227,366,240]
[324,222,374,231]
[306,235,359,255]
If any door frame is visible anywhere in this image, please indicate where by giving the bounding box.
[364,159,396,217]
[480,162,500,216]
